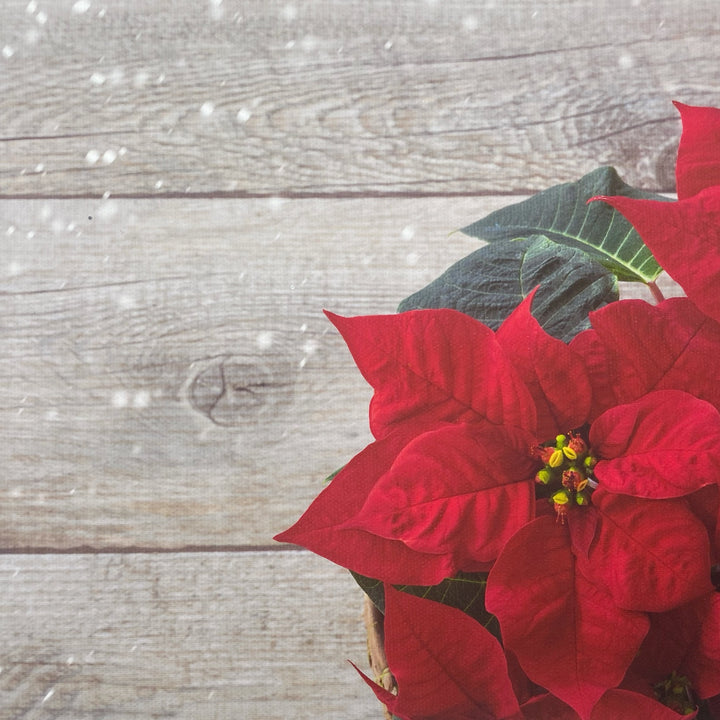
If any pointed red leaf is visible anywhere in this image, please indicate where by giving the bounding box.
[590,188,720,324]
[572,298,720,415]
[632,591,720,701]
[378,584,522,720]
[486,516,649,720]
[346,421,537,571]
[674,101,720,200]
[274,431,457,585]
[579,488,713,612]
[685,592,720,699]
[590,390,720,498]
[325,309,537,439]
[497,291,592,440]
[354,585,523,720]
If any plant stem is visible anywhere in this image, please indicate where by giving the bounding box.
[648,280,666,304]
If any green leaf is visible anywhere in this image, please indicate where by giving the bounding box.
[351,570,500,639]
[461,166,668,282]
[398,235,618,343]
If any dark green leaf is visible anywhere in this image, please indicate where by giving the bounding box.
[351,570,500,639]
[398,235,618,343]
[461,166,668,282]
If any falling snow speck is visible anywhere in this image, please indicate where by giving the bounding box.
[85,149,100,165]
[2,46,15,59]
[256,331,274,350]
[236,107,251,123]
[102,149,118,165]
[200,101,215,117]
[401,225,415,241]
[72,0,91,13]
[90,72,106,86]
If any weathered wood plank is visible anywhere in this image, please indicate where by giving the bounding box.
[0,549,379,719]
[0,0,716,196]
[0,195,507,550]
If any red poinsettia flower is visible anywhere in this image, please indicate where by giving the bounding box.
[590,102,720,324]
[276,292,720,718]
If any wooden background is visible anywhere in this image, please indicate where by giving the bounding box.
[0,0,716,717]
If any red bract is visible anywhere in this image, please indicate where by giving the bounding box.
[486,515,651,719]
[590,102,720,324]
[674,101,720,199]
[571,298,720,417]
[354,584,523,720]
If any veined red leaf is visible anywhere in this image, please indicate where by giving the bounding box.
[572,298,720,416]
[274,431,457,585]
[632,591,720,701]
[590,188,720,325]
[590,390,720,498]
[497,290,592,440]
[580,488,713,613]
[674,101,720,200]
[355,584,523,720]
[345,421,537,572]
[324,309,537,439]
[486,516,649,720]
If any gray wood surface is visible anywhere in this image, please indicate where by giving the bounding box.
[0,0,710,717]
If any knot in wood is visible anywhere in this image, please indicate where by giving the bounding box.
[188,353,295,427]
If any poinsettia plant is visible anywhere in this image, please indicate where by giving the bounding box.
[275,101,720,720]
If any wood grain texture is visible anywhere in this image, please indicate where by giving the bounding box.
[0,195,511,550]
[1,0,718,196]
[0,550,378,720]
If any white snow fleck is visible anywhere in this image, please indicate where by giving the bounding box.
[66,656,75,665]
[282,3,297,21]
[6,225,15,235]
[90,71,106,86]
[116,293,136,309]
[301,35,318,52]
[133,70,149,88]
[2,46,15,59]
[101,149,117,165]
[236,107,251,123]
[26,230,35,239]
[133,391,150,409]
[285,40,295,50]
[154,179,163,189]
[97,200,119,221]
[72,0,91,13]
[25,28,40,45]
[302,339,318,355]
[618,53,634,69]
[209,0,224,20]
[118,146,127,156]
[401,224,415,240]
[384,39,393,50]
[26,0,37,13]
[97,8,106,17]
[462,14,479,31]
[111,390,129,408]
[34,163,45,173]
[7,262,22,276]
[298,357,307,369]
[102,190,111,199]
[256,331,274,349]
[35,10,48,24]
[85,149,100,164]
[45,409,59,421]
[406,252,420,266]
[200,101,215,117]
[156,73,166,84]
[300,323,308,332]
